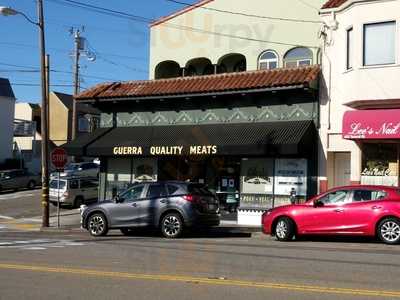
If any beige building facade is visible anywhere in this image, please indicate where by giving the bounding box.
[150,0,325,79]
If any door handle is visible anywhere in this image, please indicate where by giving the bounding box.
[160,199,167,203]
[371,206,382,210]
[334,208,344,213]
[131,203,137,207]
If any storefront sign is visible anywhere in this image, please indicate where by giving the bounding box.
[361,168,392,176]
[274,159,307,196]
[112,145,218,156]
[240,194,273,209]
[343,109,400,139]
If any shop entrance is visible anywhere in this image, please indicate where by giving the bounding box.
[158,156,241,212]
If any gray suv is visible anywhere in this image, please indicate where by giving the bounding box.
[81,181,220,238]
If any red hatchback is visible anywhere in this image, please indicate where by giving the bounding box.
[262,185,400,244]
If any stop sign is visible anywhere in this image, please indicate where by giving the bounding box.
[51,148,68,170]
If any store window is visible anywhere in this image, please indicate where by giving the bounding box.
[361,143,399,186]
[240,158,274,209]
[105,158,132,199]
[363,21,396,66]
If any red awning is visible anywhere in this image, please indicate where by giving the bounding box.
[343,109,400,140]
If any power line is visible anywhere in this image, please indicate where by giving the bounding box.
[165,0,322,24]
[0,62,125,81]
[47,0,320,49]
[0,42,146,61]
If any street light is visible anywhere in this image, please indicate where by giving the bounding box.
[0,2,50,228]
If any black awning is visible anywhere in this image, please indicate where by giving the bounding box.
[62,128,112,156]
[77,121,315,157]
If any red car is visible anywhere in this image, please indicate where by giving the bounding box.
[262,185,400,244]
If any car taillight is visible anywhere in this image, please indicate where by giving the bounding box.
[63,192,69,197]
[183,195,195,202]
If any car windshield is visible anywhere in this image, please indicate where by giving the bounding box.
[50,180,66,189]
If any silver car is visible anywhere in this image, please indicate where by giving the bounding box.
[81,181,220,238]
[49,176,99,208]
[0,169,40,192]
[51,162,99,178]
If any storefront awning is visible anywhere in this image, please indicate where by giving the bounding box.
[343,109,400,139]
[62,128,112,156]
[64,121,315,157]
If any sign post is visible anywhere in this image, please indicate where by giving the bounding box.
[51,148,68,228]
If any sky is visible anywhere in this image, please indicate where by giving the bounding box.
[0,0,196,102]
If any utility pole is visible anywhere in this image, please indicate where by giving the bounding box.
[71,28,83,141]
[38,0,50,228]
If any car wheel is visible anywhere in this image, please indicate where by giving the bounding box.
[88,213,108,237]
[27,180,36,190]
[73,197,84,209]
[161,213,183,239]
[274,217,295,242]
[378,218,400,245]
[120,228,135,236]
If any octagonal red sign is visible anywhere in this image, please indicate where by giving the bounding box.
[51,148,68,170]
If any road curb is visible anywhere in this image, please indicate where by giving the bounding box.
[40,226,85,233]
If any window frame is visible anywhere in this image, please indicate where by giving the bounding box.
[346,26,354,70]
[318,190,351,205]
[146,183,168,199]
[258,50,279,70]
[283,47,313,68]
[121,184,145,203]
[362,20,397,67]
[349,189,388,203]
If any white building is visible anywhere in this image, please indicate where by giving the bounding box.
[0,78,16,165]
[319,0,400,190]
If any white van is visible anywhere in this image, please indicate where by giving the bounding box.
[49,176,98,208]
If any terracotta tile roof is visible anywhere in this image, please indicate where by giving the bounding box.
[321,0,348,9]
[151,0,214,27]
[75,66,320,101]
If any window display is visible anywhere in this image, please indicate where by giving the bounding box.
[361,143,399,186]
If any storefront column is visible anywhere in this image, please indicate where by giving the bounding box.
[350,143,362,185]
[318,129,328,193]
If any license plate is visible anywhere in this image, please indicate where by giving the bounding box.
[208,204,217,211]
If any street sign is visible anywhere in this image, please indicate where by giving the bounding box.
[51,148,68,170]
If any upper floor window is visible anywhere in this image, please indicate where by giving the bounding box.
[346,27,353,70]
[363,21,396,66]
[258,50,278,70]
[284,47,313,68]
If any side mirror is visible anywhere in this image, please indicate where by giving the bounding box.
[314,200,324,208]
[114,195,123,203]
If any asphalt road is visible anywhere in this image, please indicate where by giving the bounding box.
[0,229,399,300]
[0,189,67,219]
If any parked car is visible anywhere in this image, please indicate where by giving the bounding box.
[0,169,40,192]
[51,162,99,178]
[49,176,99,208]
[81,181,220,238]
[262,185,400,245]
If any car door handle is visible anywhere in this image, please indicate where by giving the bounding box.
[131,203,137,207]
[334,208,344,213]
[160,199,167,203]
[371,206,382,210]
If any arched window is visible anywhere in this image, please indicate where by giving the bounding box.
[185,57,213,77]
[258,50,278,70]
[155,61,181,79]
[283,47,313,68]
[217,54,246,74]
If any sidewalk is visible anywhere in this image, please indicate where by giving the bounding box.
[1,209,261,233]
